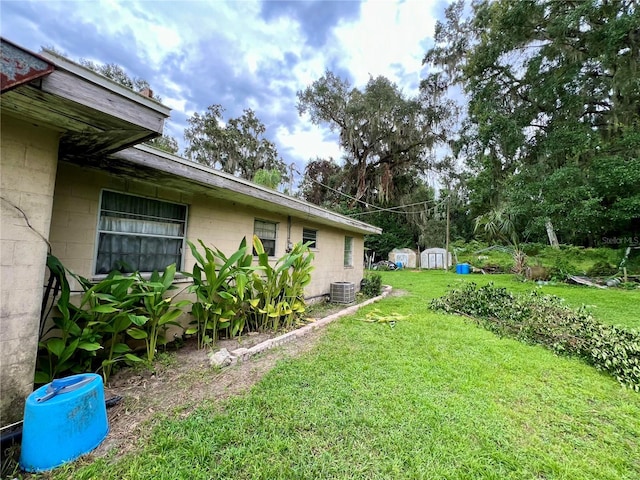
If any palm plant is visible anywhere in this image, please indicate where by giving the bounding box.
[474,208,527,274]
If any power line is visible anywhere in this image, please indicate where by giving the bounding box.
[307,177,449,216]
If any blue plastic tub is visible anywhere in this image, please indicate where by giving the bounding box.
[20,373,108,472]
[456,263,471,274]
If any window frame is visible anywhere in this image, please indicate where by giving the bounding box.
[94,189,188,276]
[253,218,278,257]
[302,227,318,250]
[344,236,354,267]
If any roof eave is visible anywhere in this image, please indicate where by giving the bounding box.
[111,144,382,236]
[39,49,171,117]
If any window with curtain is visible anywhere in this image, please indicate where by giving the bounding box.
[344,236,354,267]
[95,190,187,274]
[302,228,317,249]
[254,219,277,256]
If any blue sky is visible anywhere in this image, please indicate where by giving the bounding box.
[1,0,448,181]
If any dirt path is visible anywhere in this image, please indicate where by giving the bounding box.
[95,326,329,459]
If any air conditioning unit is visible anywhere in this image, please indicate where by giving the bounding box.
[330,282,355,304]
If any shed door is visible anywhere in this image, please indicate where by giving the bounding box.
[396,253,409,267]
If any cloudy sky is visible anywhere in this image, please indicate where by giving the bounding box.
[1,0,448,183]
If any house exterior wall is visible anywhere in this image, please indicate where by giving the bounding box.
[1,116,60,426]
[50,162,365,303]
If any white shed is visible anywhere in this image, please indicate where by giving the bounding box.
[388,248,417,268]
[421,248,452,269]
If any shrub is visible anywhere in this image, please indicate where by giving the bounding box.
[361,273,382,297]
[37,256,190,383]
[548,255,579,280]
[522,242,545,256]
[430,283,640,390]
[586,261,618,277]
[185,238,255,348]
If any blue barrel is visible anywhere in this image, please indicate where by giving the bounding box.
[20,373,108,472]
[456,263,471,274]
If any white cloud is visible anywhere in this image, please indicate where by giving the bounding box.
[1,0,447,171]
[276,124,342,164]
[333,0,438,92]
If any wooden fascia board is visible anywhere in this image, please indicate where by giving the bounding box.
[39,50,170,117]
[111,146,382,236]
[39,69,165,133]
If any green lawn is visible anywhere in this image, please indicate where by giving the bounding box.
[386,270,640,329]
[56,271,640,479]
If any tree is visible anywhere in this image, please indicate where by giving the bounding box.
[423,0,640,245]
[146,135,179,155]
[297,72,443,205]
[253,169,282,190]
[79,60,152,93]
[298,157,343,207]
[184,105,287,181]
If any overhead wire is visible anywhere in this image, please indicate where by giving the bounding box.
[306,177,449,216]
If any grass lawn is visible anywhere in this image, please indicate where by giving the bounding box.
[386,270,640,329]
[56,271,640,480]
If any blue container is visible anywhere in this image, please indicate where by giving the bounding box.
[20,373,108,472]
[456,263,471,274]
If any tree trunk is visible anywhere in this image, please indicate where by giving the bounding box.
[545,218,559,248]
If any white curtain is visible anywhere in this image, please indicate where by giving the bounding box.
[96,192,186,274]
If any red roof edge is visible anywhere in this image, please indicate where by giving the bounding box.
[1,37,55,93]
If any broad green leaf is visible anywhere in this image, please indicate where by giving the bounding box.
[46,338,66,358]
[34,371,51,384]
[58,338,80,365]
[90,304,118,314]
[113,315,132,333]
[124,353,144,363]
[77,342,103,351]
[162,264,177,289]
[159,309,183,325]
[129,314,149,326]
[127,328,148,340]
[112,343,131,354]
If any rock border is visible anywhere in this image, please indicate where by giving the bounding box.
[209,285,392,367]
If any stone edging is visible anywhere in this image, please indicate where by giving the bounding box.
[209,285,393,368]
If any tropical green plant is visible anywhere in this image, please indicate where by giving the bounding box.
[208,238,257,338]
[81,272,146,382]
[36,257,101,383]
[37,267,145,383]
[185,238,256,348]
[128,264,190,363]
[474,208,527,274]
[250,236,314,331]
[37,256,192,383]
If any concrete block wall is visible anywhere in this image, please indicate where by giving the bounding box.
[1,116,60,426]
[50,163,366,303]
[292,223,365,298]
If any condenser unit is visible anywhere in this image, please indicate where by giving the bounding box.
[330,282,355,304]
